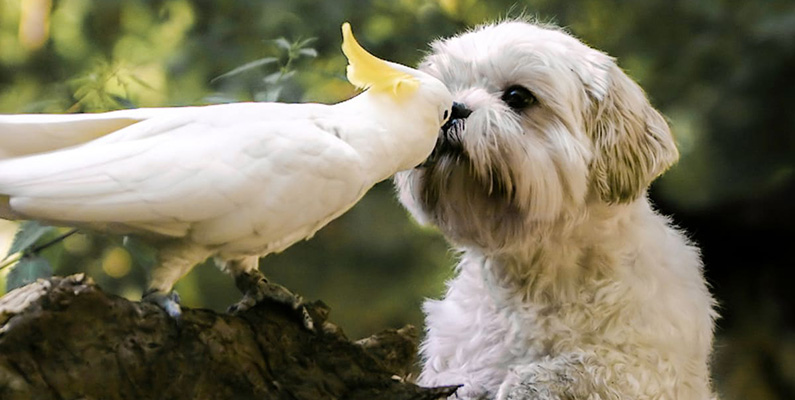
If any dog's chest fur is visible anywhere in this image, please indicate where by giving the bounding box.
[419,200,716,399]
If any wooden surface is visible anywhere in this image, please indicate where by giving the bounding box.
[0,274,459,400]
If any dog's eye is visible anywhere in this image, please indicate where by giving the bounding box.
[501,85,537,111]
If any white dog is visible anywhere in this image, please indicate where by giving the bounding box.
[395,21,717,399]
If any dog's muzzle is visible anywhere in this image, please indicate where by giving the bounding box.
[420,102,472,167]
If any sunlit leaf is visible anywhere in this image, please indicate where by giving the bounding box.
[5,221,55,260]
[6,256,52,292]
[129,75,155,90]
[211,57,279,83]
[102,246,132,278]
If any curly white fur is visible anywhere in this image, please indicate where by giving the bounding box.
[395,21,717,399]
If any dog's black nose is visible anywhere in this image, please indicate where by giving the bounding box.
[451,102,472,119]
[420,102,471,169]
[441,102,471,132]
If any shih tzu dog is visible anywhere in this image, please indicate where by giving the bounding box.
[395,21,717,399]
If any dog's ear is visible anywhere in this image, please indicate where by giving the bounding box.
[583,57,679,204]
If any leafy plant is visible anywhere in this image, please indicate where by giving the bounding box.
[209,37,317,102]
[5,256,52,292]
[67,58,150,112]
[1,221,73,291]
[0,37,318,296]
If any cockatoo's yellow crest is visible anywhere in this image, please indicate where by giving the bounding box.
[341,22,419,99]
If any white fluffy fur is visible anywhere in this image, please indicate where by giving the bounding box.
[395,21,717,399]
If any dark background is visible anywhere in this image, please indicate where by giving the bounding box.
[0,1,792,398]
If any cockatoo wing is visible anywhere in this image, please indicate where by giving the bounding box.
[0,104,368,250]
[0,108,179,159]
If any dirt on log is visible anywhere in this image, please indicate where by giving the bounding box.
[0,274,459,400]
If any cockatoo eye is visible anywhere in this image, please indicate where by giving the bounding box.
[443,109,449,120]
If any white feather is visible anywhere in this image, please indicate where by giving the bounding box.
[0,24,456,302]
[0,81,453,295]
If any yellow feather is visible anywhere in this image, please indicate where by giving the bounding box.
[341,22,419,99]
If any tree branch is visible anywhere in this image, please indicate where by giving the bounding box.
[0,274,459,400]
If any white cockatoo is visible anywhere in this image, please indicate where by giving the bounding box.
[0,23,459,324]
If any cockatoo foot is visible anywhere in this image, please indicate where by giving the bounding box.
[228,270,314,331]
[142,289,182,320]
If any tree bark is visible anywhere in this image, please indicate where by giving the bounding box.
[0,274,459,400]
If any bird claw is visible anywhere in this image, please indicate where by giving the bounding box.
[229,271,314,331]
[142,289,182,320]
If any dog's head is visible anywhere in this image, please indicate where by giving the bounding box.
[395,21,678,251]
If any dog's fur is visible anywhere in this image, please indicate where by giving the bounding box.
[395,21,717,399]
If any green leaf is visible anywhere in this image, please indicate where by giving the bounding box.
[273,37,292,51]
[202,93,239,104]
[6,256,53,292]
[262,71,284,84]
[5,221,56,260]
[264,70,295,85]
[294,37,317,49]
[211,57,279,83]
[255,87,282,102]
[110,94,137,109]
[298,48,318,58]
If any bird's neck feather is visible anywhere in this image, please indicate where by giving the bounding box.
[333,91,436,184]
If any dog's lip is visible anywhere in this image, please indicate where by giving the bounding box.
[418,118,466,168]
[440,116,457,133]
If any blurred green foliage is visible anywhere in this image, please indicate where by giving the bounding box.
[0,0,793,398]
